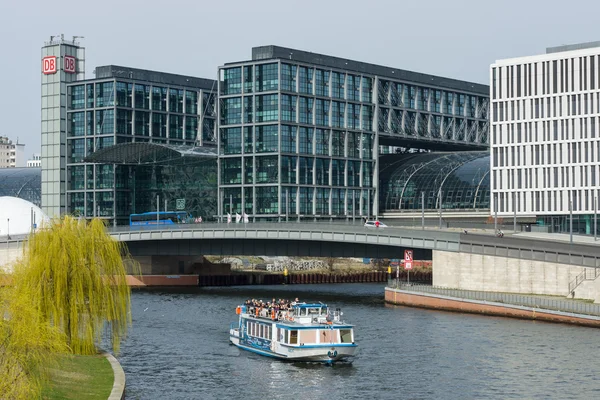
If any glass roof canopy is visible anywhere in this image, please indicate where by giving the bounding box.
[83,143,217,165]
[0,167,42,207]
[380,151,490,212]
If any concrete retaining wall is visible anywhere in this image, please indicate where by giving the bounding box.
[385,288,600,328]
[433,250,590,299]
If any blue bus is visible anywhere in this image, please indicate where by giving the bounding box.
[129,211,189,226]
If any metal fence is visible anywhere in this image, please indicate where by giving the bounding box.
[387,282,600,317]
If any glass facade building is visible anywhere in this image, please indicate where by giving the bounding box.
[65,66,217,225]
[218,46,489,220]
[380,152,490,212]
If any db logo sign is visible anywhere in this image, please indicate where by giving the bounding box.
[42,56,57,75]
[64,55,76,74]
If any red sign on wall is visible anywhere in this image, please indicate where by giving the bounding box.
[42,56,57,75]
[404,249,413,270]
[64,55,76,73]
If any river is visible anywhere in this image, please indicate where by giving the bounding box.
[117,284,600,399]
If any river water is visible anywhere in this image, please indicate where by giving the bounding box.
[117,284,600,400]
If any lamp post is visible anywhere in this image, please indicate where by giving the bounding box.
[569,198,573,244]
[7,218,10,240]
[421,191,425,230]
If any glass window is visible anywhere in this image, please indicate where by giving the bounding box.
[256,186,278,214]
[70,85,85,109]
[68,139,85,163]
[151,113,167,138]
[116,109,132,135]
[169,115,184,140]
[70,112,85,137]
[255,63,278,92]
[281,64,297,92]
[361,77,372,102]
[299,157,313,185]
[299,97,313,124]
[96,82,114,107]
[244,127,253,153]
[222,67,242,95]
[134,111,150,136]
[243,97,253,123]
[221,127,242,155]
[185,116,198,141]
[299,67,313,95]
[86,83,94,108]
[134,84,150,109]
[116,82,132,108]
[347,75,360,101]
[281,156,297,184]
[95,110,114,134]
[316,188,330,214]
[315,99,329,127]
[315,158,330,185]
[315,129,329,156]
[298,187,313,214]
[255,125,278,153]
[281,94,296,122]
[315,69,330,97]
[221,157,241,184]
[255,157,278,184]
[185,91,198,114]
[281,125,297,153]
[152,87,167,111]
[244,157,253,184]
[244,65,253,93]
[169,88,184,113]
[331,72,345,99]
[255,94,278,122]
[221,97,242,125]
[298,127,313,154]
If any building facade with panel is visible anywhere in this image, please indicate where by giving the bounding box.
[491,41,600,234]
[218,45,489,221]
[0,136,26,168]
[65,66,217,225]
[41,35,85,218]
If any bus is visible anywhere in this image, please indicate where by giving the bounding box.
[129,211,189,226]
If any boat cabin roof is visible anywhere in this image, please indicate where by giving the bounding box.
[293,303,326,309]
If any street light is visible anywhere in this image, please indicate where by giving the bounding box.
[7,218,10,240]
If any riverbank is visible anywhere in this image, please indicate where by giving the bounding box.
[41,354,114,400]
[385,284,600,328]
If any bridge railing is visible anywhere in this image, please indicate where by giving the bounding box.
[388,282,600,317]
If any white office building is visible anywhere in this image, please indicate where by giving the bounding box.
[491,41,600,234]
[27,153,41,167]
[0,136,25,168]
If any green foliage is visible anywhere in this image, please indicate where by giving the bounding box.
[0,286,68,399]
[12,216,135,355]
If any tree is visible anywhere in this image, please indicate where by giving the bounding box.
[0,285,67,399]
[11,216,135,355]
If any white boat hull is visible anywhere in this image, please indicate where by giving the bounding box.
[230,329,357,363]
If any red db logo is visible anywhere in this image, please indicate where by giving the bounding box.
[64,56,76,73]
[42,56,57,75]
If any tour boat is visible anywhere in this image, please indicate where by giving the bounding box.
[229,300,357,364]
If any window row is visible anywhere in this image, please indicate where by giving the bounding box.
[493,118,600,147]
[492,140,600,168]
[492,92,600,122]
[69,82,210,115]
[68,111,203,142]
[220,156,372,187]
[377,80,487,119]
[492,165,600,192]
[221,63,373,103]
[221,186,371,216]
[493,54,600,100]
[220,125,373,158]
[492,189,600,214]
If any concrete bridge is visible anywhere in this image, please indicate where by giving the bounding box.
[3,222,600,301]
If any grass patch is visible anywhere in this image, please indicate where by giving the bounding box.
[41,354,113,400]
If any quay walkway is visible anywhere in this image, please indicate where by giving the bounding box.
[385,282,600,328]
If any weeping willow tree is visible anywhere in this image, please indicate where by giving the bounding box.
[0,285,67,399]
[11,216,135,355]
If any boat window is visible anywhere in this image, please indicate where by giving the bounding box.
[321,308,328,315]
[299,329,317,344]
[340,329,353,343]
[259,324,264,338]
[308,308,318,315]
[284,329,289,343]
[290,330,298,345]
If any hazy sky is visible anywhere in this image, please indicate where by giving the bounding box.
[1,0,599,154]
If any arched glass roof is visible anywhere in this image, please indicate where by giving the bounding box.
[0,168,41,208]
[380,152,489,211]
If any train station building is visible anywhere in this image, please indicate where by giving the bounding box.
[41,37,491,225]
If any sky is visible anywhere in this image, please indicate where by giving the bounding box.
[1,0,599,154]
